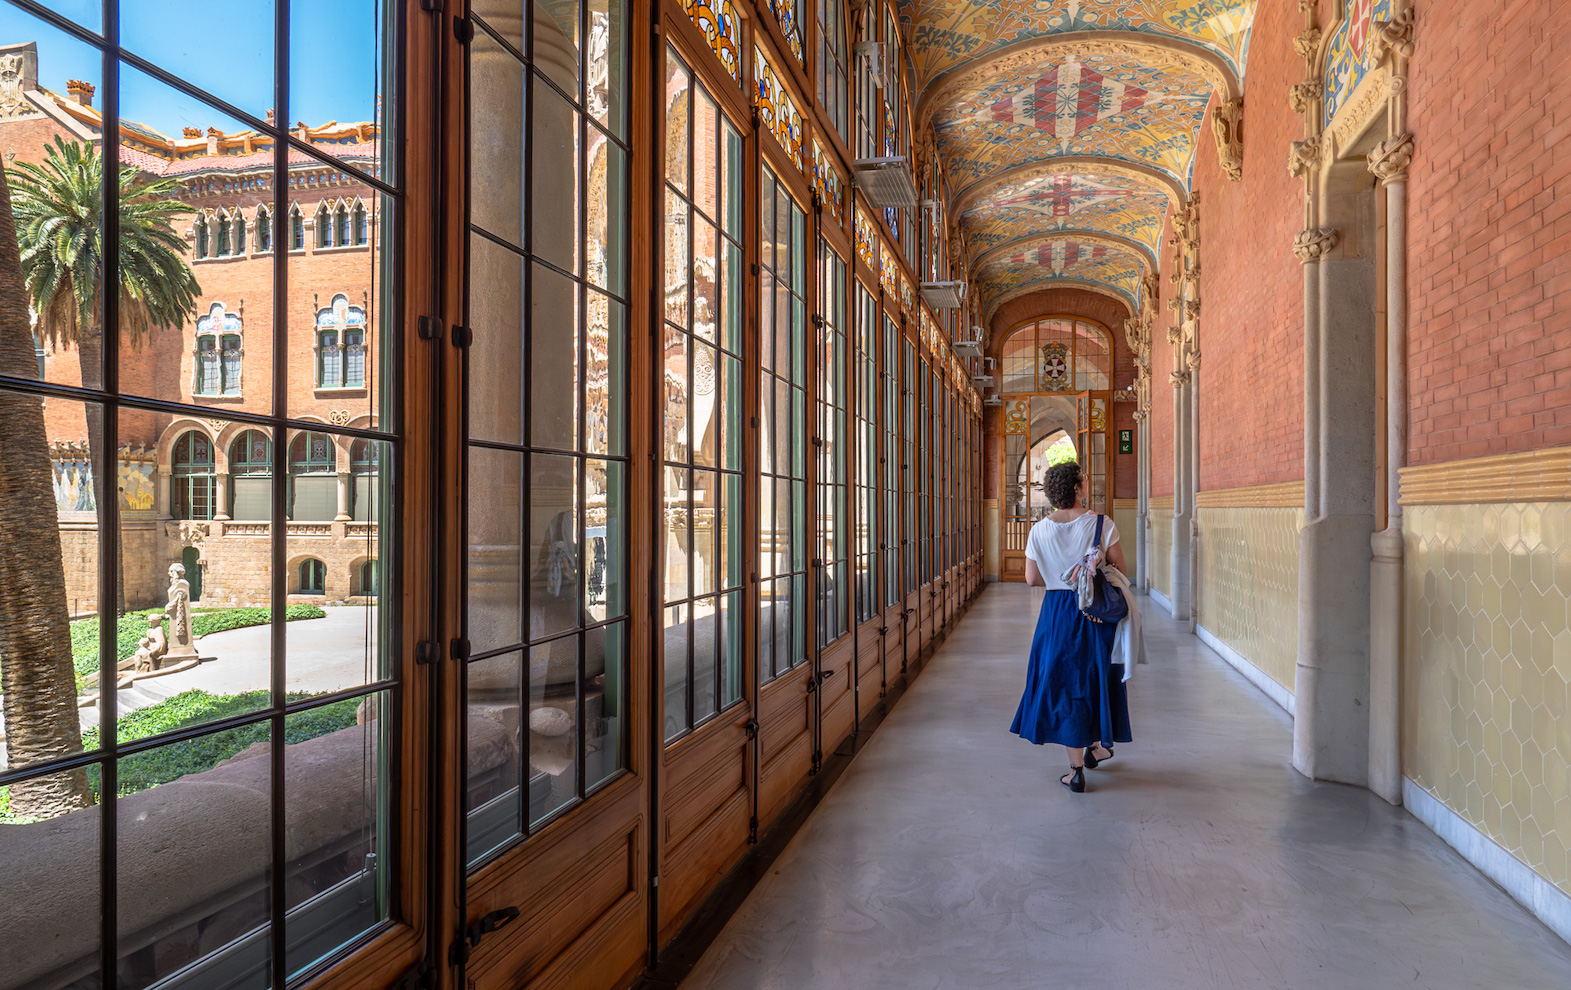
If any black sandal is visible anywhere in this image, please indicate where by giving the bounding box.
[1083,744,1114,769]
[1061,766,1086,792]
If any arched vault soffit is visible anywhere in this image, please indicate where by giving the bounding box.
[900,3,1255,100]
[973,229,1157,278]
[977,238,1148,314]
[985,280,1134,326]
[927,36,1228,194]
[956,161,1176,260]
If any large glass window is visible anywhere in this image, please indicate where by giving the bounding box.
[918,357,931,584]
[0,2,399,984]
[759,168,809,684]
[816,241,849,647]
[853,283,879,624]
[170,430,215,521]
[816,0,850,147]
[659,49,745,742]
[463,0,631,864]
[902,338,918,594]
[1000,318,1113,394]
[288,431,338,522]
[881,315,901,608]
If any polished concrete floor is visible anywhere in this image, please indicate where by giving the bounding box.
[680,585,1571,990]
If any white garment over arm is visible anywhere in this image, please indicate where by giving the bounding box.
[1023,513,1120,592]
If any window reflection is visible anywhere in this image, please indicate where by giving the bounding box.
[662,48,745,741]
[816,242,849,646]
[853,284,879,624]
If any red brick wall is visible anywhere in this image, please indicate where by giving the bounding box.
[1152,210,1176,498]
[1189,0,1307,491]
[1406,1,1571,464]
[1113,402,1137,499]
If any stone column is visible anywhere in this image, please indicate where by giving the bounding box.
[1170,365,1193,621]
[1367,133,1413,805]
[1133,408,1149,592]
[156,471,172,520]
[213,471,231,522]
[1187,352,1201,634]
[335,470,352,522]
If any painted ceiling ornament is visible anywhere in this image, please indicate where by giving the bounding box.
[1367,131,1414,184]
[1211,97,1244,181]
[1292,226,1340,263]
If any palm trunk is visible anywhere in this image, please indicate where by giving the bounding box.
[0,164,93,814]
[74,329,126,616]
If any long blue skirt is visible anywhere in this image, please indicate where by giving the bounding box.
[1010,590,1132,747]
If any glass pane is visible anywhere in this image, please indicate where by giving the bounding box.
[662,602,690,741]
[586,293,625,456]
[532,0,582,98]
[532,81,581,276]
[469,447,525,655]
[470,27,527,248]
[530,635,580,825]
[585,458,625,622]
[116,725,273,989]
[0,766,100,990]
[469,233,527,446]
[586,137,627,296]
[587,0,627,138]
[120,0,273,121]
[292,0,389,176]
[692,597,718,723]
[467,651,524,865]
[531,261,580,451]
[0,389,100,775]
[474,0,527,49]
[529,454,580,643]
[719,590,742,707]
[284,693,389,978]
[587,620,626,788]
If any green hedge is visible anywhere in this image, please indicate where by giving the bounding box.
[71,605,327,682]
[82,688,361,798]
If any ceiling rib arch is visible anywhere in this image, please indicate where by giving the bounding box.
[915,31,1241,134]
[973,229,1157,279]
[985,280,1135,324]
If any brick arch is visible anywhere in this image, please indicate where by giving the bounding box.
[156,418,219,472]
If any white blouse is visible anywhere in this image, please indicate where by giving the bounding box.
[1023,513,1121,592]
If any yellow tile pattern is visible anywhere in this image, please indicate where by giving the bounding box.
[1149,498,1173,598]
[1196,506,1303,691]
[1113,505,1139,583]
[1404,503,1571,897]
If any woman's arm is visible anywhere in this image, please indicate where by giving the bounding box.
[1105,538,1127,574]
[1024,557,1043,587]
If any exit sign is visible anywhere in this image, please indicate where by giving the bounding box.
[1118,429,1133,454]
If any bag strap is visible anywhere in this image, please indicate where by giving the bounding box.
[1092,513,1105,553]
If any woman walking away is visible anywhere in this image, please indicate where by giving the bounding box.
[1010,461,1132,793]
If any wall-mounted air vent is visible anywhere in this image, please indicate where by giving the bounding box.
[920,281,967,309]
[853,157,919,209]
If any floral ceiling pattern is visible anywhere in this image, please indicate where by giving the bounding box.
[959,168,1172,257]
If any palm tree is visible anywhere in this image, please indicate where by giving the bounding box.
[8,137,201,614]
[0,160,93,816]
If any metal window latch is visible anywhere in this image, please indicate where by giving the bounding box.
[415,641,439,665]
[744,718,759,740]
[450,638,471,661]
[450,906,521,966]
[416,315,442,341]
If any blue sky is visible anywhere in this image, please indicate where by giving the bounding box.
[5,0,387,135]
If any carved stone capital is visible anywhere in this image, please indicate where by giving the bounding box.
[1211,98,1244,182]
[1289,79,1320,116]
[1182,263,1202,285]
[1167,323,1183,345]
[1368,132,1415,184]
[1184,299,1201,322]
[1293,27,1323,59]
[1186,349,1202,372]
[1371,10,1416,62]
[1292,226,1340,263]
[1132,409,1148,424]
[1169,369,1192,388]
[1287,136,1322,179]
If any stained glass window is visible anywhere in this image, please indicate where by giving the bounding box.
[682,0,742,83]
[879,242,899,299]
[855,208,877,270]
[812,140,845,225]
[765,0,805,64]
[997,319,1113,394]
[754,45,805,171]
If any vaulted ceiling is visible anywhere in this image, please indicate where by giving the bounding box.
[900,0,1258,317]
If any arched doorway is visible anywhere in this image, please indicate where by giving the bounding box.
[995,317,1116,581]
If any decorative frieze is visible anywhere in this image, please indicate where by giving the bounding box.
[1292,226,1339,263]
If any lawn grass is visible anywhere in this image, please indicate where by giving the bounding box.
[70,604,327,686]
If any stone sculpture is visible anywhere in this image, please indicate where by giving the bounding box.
[132,614,169,672]
[163,563,199,662]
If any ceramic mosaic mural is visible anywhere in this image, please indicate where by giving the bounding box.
[960,169,1170,256]
[933,53,1213,190]
[899,0,1256,95]
[976,237,1146,308]
[1323,0,1394,123]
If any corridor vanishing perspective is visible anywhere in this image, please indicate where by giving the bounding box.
[681,586,1571,990]
[1,0,1570,988]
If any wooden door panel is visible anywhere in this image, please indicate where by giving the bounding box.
[855,618,884,720]
[757,665,812,824]
[659,787,751,936]
[661,713,750,847]
[819,637,856,751]
[465,777,644,990]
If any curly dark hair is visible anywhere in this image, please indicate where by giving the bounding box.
[1043,461,1083,511]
